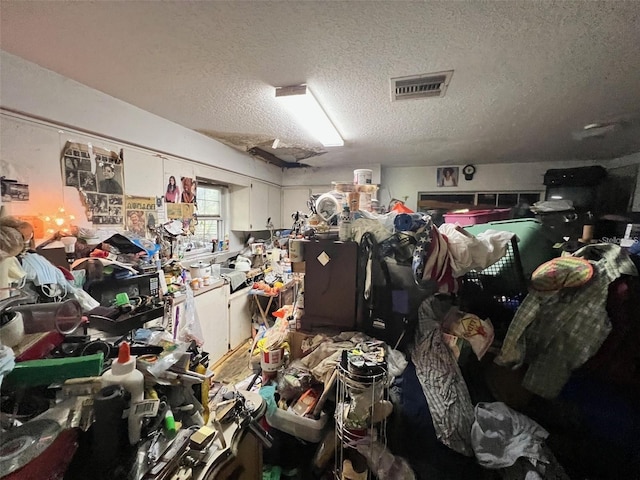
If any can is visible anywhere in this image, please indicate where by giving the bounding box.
[289,239,305,263]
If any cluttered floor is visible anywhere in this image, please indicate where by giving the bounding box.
[210,237,640,480]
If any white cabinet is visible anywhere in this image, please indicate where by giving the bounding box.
[230,181,280,231]
[194,286,229,362]
[282,187,312,228]
[267,184,282,229]
[228,288,252,350]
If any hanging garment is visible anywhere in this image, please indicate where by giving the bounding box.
[495,244,638,399]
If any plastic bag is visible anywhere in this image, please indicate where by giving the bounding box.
[178,285,204,347]
[276,360,314,401]
[148,341,190,378]
[356,440,416,480]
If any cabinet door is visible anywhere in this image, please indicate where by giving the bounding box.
[249,181,270,231]
[230,185,251,230]
[228,289,252,350]
[194,287,229,363]
[267,184,281,229]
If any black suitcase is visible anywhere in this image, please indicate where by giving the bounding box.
[543,166,606,187]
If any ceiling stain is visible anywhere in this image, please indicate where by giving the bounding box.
[198,130,326,167]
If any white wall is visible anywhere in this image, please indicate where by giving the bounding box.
[282,164,381,188]
[0,51,282,185]
[379,158,640,211]
[0,113,252,248]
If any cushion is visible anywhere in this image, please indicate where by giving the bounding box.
[530,256,593,292]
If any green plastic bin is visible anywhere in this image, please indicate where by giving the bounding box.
[464,218,561,280]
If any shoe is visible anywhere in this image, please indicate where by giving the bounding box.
[342,459,368,480]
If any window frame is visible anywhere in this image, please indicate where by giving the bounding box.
[194,179,227,243]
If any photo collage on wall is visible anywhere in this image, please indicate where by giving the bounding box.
[62,141,124,226]
[164,173,197,233]
[163,173,197,205]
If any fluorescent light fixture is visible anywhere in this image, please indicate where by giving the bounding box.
[550,195,563,200]
[275,85,344,147]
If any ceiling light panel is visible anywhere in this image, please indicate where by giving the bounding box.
[275,85,344,147]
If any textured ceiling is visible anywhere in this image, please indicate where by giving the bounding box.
[1,1,640,168]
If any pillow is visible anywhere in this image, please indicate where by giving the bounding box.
[530,256,593,292]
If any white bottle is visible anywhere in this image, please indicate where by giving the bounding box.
[101,342,145,445]
[338,205,352,242]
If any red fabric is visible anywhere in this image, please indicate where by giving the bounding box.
[5,428,79,480]
[56,266,74,281]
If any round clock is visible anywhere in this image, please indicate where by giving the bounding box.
[463,164,476,180]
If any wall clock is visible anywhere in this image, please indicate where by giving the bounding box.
[463,164,476,181]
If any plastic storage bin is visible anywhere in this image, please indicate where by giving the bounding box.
[265,408,328,443]
[443,209,511,226]
[464,218,560,279]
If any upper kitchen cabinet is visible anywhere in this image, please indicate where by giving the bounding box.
[267,184,282,230]
[231,181,280,231]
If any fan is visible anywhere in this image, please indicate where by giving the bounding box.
[572,114,640,141]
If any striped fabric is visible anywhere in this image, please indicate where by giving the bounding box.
[410,295,475,456]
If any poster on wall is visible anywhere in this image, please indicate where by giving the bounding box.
[62,141,125,226]
[125,196,158,237]
[166,202,196,234]
[0,177,30,202]
[437,166,459,187]
[95,147,124,195]
[164,174,181,203]
[180,176,197,204]
[62,142,93,188]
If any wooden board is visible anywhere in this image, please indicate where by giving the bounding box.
[211,338,254,386]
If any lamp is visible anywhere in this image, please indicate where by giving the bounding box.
[43,207,75,235]
[60,236,78,254]
[275,85,344,147]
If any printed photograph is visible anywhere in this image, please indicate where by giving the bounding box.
[78,171,97,191]
[437,166,459,187]
[97,163,123,195]
[165,174,180,203]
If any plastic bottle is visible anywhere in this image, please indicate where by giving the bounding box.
[101,342,145,445]
[338,204,352,242]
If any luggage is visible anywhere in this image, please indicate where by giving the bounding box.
[543,166,606,187]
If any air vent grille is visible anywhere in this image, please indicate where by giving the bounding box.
[391,70,454,101]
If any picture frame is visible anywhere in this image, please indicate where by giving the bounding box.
[437,166,459,187]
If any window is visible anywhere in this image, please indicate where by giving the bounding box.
[194,182,226,242]
[418,191,542,211]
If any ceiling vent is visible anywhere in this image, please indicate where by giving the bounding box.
[390,70,453,101]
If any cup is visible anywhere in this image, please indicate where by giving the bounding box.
[211,264,221,279]
[0,311,24,347]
